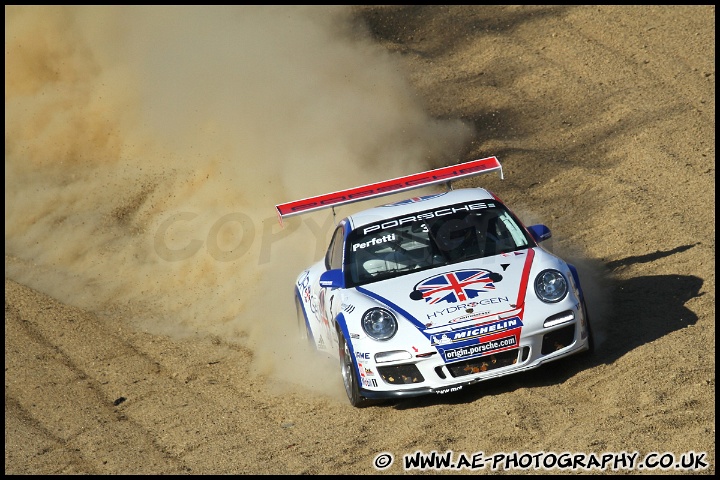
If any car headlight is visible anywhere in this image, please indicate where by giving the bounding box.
[361,308,398,340]
[534,269,568,303]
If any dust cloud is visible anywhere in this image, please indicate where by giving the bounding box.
[4,6,474,391]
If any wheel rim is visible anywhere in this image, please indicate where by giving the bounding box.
[340,337,355,399]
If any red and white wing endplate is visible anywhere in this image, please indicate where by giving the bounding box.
[275,156,503,225]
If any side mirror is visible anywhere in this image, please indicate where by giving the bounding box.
[319,269,345,289]
[527,224,552,243]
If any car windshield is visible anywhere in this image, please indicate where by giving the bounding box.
[345,200,532,286]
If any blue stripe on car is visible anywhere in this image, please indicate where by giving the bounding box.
[355,286,426,330]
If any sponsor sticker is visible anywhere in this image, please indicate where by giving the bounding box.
[442,334,517,361]
[363,202,496,235]
[429,317,523,345]
[352,233,397,251]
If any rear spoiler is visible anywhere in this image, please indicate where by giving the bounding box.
[275,156,503,225]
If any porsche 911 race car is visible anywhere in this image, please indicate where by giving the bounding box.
[276,156,593,407]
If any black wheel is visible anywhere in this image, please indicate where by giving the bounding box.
[295,295,314,349]
[581,299,595,355]
[338,331,368,408]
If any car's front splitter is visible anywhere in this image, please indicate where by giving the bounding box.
[358,375,486,400]
[358,338,591,401]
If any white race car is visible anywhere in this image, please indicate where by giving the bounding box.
[277,157,593,407]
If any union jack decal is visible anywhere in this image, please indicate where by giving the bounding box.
[412,269,497,304]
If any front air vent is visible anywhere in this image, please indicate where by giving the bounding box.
[446,349,519,378]
[377,364,424,385]
[541,325,576,354]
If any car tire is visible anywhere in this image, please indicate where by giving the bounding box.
[582,299,595,355]
[338,331,368,408]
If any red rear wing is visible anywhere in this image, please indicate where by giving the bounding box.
[275,156,503,225]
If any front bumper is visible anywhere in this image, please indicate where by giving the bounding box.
[358,314,591,400]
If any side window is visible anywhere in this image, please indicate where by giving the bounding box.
[325,226,345,270]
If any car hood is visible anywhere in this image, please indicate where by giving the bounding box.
[355,249,536,331]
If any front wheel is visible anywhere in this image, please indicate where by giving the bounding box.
[338,331,368,408]
[581,300,595,355]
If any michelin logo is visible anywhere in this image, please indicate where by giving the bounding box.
[430,317,522,345]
